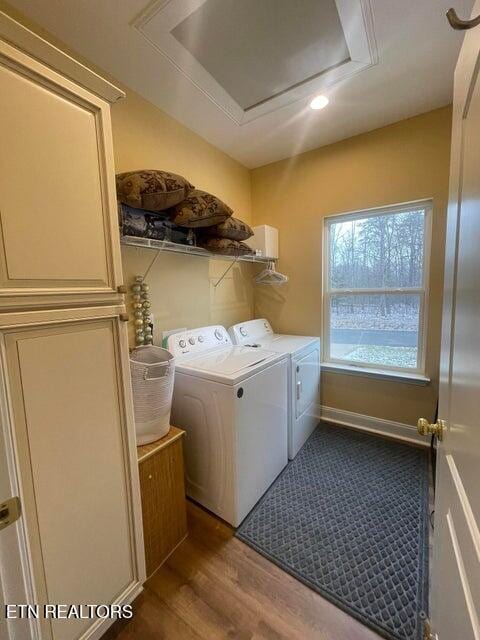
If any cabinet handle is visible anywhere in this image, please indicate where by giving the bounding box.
[119,313,129,322]
[117,284,127,294]
[296,381,302,400]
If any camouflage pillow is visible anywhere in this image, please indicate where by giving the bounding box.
[172,190,233,228]
[207,216,253,241]
[116,170,194,211]
[200,237,253,256]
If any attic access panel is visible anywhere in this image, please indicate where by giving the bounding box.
[135,0,377,125]
[171,0,350,111]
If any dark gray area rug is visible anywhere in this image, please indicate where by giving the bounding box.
[236,423,429,640]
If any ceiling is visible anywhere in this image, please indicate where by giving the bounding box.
[7,0,473,168]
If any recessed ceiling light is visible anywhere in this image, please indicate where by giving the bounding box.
[309,95,329,110]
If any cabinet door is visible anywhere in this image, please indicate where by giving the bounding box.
[0,38,123,308]
[139,437,187,577]
[1,312,144,640]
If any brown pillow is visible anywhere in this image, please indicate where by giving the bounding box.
[172,190,233,228]
[207,216,253,241]
[116,170,194,211]
[200,237,253,256]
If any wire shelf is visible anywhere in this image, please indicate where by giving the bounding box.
[120,235,275,264]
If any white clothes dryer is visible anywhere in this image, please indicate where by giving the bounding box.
[228,319,320,459]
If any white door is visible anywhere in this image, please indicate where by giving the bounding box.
[423,4,480,638]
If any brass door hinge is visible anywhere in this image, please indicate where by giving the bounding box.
[0,497,21,532]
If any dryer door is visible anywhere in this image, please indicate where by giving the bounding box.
[295,347,320,419]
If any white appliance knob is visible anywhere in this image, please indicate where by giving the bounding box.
[179,339,186,348]
[198,335,204,343]
[240,327,248,337]
[188,337,195,345]
[214,329,223,340]
[264,322,269,329]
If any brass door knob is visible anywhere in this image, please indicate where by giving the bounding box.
[417,418,445,441]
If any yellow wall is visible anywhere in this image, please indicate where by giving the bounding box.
[251,107,452,425]
[112,92,255,345]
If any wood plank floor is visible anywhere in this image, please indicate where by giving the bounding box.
[103,501,383,640]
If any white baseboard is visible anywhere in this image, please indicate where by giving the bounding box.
[312,404,429,447]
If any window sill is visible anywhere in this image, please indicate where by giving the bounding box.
[321,362,430,386]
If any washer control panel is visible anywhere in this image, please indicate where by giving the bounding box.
[167,325,231,357]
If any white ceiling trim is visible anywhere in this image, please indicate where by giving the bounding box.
[133,0,378,126]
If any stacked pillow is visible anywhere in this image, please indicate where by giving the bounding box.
[116,170,194,210]
[201,237,252,256]
[116,169,254,256]
[200,216,254,255]
[171,190,233,227]
[206,216,253,241]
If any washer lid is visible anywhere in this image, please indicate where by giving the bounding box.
[185,346,277,374]
[176,345,285,383]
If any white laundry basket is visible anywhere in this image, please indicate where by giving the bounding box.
[130,346,175,445]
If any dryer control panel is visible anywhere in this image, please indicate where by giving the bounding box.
[228,318,273,344]
[167,325,231,358]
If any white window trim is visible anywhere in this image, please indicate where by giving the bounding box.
[322,199,433,379]
[320,362,431,385]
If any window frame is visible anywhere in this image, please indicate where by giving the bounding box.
[322,199,433,377]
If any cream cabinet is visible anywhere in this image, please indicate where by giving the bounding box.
[0,16,124,310]
[0,307,144,640]
[0,12,145,640]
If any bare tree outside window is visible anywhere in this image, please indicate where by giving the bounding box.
[324,203,430,373]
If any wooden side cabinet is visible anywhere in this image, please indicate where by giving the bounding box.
[137,427,188,578]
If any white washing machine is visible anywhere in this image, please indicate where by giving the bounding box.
[167,325,288,527]
[228,319,320,460]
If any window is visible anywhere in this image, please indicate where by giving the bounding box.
[323,201,431,376]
